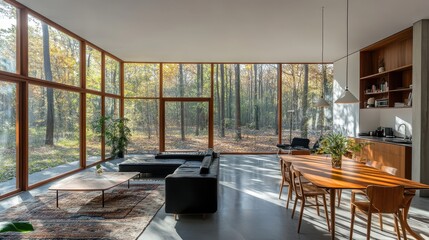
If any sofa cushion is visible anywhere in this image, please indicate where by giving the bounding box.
[181,161,202,168]
[199,156,212,174]
[155,151,206,160]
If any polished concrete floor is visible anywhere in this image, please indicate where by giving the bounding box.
[139,155,429,240]
[1,155,429,240]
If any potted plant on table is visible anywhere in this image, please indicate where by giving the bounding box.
[93,117,131,159]
[318,133,368,169]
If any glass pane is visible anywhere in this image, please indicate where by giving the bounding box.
[28,15,80,86]
[165,101,208,151]
[281,64,334,146]
[105,56,120,95]
[86,46,102,91]
[105,97,120,158]
[0,2,17,73]
[213,64,278,152]
[125,99,159,154]
[0,81,17,195]
[28,85,80,185]
[163,64,210,97]
[86,94,102,165]
[124,63,159,97]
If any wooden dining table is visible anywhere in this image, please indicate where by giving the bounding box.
[280,154,429,240]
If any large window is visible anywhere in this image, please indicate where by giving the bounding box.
[28,85,80,185]
[125,99,159,154]
[86,46,102,91]
[86,94,102,165]
[163,64,210,97]
[124,63,159,97]
[105,97,120,158]
[165,101,208,151]
[105,56,120,95]
[213,64,279,152]
[28,15,80,86]
[281,64,333,146]
[0,81,17,195]
[0,1,17,73]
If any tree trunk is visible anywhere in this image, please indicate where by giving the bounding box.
[253,64,259,130]
[228,67,233,119]
[179,64,185,141]
[215,64,220,128]
[301,64,309,138]
[235,64,242,140]
[42,22,54,146]
[195,64,201,136]
[220,64,225,137]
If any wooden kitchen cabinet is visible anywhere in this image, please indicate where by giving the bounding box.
[351,137,412,179]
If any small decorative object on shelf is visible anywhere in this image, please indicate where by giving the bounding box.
[367,97,375,108]
[378,57,385,73]
[96,164,103,175]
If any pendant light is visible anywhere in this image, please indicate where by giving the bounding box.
[315,6,330,108]
[334,0,359,104]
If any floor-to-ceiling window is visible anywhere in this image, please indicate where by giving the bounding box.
[85,45,102,165]
[162,64,211,151]
[281,64,333,146]
[213,64,279,152]
[124,63,160,154]
[0,1,17,73]
[27,14,81,185]
[0,81,18,195]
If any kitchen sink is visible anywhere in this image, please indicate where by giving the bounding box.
[385,138,412,144]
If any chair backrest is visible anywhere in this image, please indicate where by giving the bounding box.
[290,166,304,198]
[291,138,310,149]
[366,185,404,214]
[282,160,292,183]
[365,160,381,169]
[381,166,398,176]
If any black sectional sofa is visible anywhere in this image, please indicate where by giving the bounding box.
[118,149,219,216]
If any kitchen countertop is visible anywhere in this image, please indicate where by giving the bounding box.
[352,136,412,147]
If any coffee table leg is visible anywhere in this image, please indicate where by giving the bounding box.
[330,188,336,239]
[128,179,130,189]
[56,190,59,208]
[102,190,104,208]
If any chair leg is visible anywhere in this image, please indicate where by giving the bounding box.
[337,189,342,207]
[397,211,407,240]
[286,185,293,209]
[297,198,305,233]
[379,213,384,231]
[291,196,298,219]
[322,195,330,232]
[279,180,284,199]
[366,213,372,240]
[315,195,320,216]
[350,205,356,240]
[393,214,400,240]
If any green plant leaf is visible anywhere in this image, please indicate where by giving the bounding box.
[0,221,34,233]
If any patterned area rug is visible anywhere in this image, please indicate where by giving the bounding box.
[0,182,164,239]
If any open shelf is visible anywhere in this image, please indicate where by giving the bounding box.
[360,64,412,80]
[359,28,413,109]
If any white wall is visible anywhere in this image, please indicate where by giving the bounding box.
[333,52,360,137]
[359,108,413,137]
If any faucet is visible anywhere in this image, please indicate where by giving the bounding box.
[397,123,407,139]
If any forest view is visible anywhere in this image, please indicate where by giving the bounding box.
[0,1,333,194]
[124,63,333,153]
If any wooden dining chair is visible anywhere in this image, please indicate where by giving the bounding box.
[279,160,309,209]
[290,166,330,233]
[350,185,406,240]
[351,165,399,231]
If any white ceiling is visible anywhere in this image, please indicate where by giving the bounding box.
[16,0,429,63]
